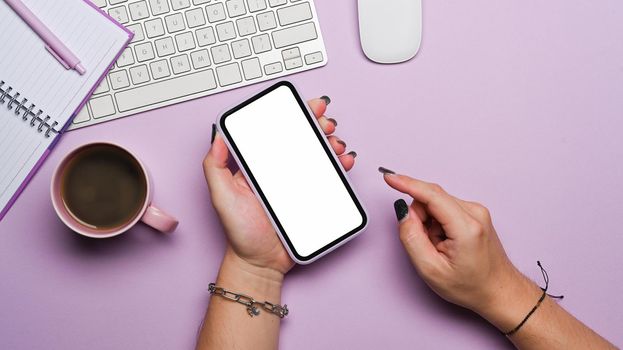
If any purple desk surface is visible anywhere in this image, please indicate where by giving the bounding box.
[1,1,622,349]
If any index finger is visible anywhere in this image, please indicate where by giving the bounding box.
[308,98,327,119]
[382,172,471,238]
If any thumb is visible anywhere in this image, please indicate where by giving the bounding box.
[203,132,235,199]
[395,200,443,273]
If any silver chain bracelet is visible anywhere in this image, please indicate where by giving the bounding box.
[208,283,289,318]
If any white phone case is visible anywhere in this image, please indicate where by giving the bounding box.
[215,81,368,264]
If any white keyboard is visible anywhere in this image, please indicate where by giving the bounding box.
[70,0,327,129]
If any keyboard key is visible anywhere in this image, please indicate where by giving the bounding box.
[110,70,131,89]
[155,37,176,56]
[272,22,317,48]
[264,62,282,75]
[277,2,312,26]
[175,32,196,51]
[196,27,217,46]
[268,0,287,7]
[150,59,171,79]
[193,0,210,4]
[171,0,191,10]
[236,16,257,36]
[116,48,135,67]
[284,56,303,70]
[210,44,232,64]
[226,0,247,17]
[115,70,217,112]
[206,3,227,22]
[90,95,116,119]
[110,0,129,4]
[73,107,91,124]
[171,54,192,74]
[241,57,262,80]
[93,78,110,95]
[185,8,206,28]
[247,0,267,12]
[135,42,155,61]
[216,62,242,86]
[304,51,323,65]
[127,23,145,42]
[232,39,252,59]
[281,47,300,60]
[109,6,129,24]
[129,1,150,21]
[130,65,151,84]
[165,13,186,33]
[149,0,170,15]
[190,49,211,69]
[257,11,277,31]
[145,18,165,38]
[251,33,271,53]
[92,0,107,8]
[216,22,237,41]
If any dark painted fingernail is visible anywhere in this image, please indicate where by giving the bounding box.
[348,151,357,158]
[337,139,347,147]
[327,117,338,126]
[394,199,409,222]
[211,123,217,144]
[378,166,395,175]
[320,95,331,105]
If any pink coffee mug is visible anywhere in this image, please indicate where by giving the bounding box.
[51,142,178,238]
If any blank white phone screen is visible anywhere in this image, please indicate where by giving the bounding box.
[223,85,365,258]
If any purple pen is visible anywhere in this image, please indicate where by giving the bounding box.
[5,0,86,75]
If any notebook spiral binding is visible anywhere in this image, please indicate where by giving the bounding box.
[0,80,60,138]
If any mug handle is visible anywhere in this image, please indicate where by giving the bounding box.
[141,205,178,233]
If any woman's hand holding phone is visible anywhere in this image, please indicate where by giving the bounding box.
[199,97,357,349]
[203,97,356,282]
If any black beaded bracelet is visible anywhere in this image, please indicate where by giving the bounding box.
[503,261,564,337]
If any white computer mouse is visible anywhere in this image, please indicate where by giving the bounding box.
[358,0,422,64]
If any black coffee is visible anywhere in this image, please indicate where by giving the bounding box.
[61,144,147,231]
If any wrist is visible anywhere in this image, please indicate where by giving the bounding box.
[216,249,285,302]
[476,267,543,332]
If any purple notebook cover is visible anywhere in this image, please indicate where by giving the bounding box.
[0,0,134,221]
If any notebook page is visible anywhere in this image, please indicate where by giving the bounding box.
[0,0,130,215]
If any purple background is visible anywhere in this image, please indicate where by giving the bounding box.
[1,1,622,348]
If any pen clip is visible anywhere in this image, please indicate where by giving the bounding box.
[45,45,70,69]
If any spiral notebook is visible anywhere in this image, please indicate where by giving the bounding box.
[0,0,132,221]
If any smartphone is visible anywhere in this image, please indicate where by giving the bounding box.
[217,81,368,264]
